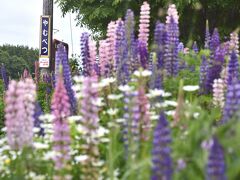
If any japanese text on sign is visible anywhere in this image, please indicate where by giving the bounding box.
[40,16,51,57]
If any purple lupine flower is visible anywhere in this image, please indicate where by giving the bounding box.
[114,20,130,85]
[33,102,44,136]
[207,137,226,180]
[80,32,90,76]
[122,91,132,158]
[51,69,71,175]
[220,81,240,123]
[192,41,199,53]
[1,64,9,91]
[210,28,221,53]
[5,78,36,150]
[230,32,239,57]
[152,112,172,180]
[154,21,165,69]
[125,9,138,72]
[55,44,77,114]
[205,45,226,93]
[114,19,125,73]
[80,76,100,179]
[204,20,211,49]
[138,41,149,69]
[165,5,180,76]
[199,56,208,94]
[177,42,184,53]
[227,51,239,85]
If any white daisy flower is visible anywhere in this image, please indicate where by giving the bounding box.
[165,100,178,107]
[118,85,134,92]
[106,108,119,116]
[107,94,123,100]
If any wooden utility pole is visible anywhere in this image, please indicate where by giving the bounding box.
[41,0,53,74]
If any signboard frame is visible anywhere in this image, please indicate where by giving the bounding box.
[39,15,51,68]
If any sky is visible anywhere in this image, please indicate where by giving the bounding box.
[0,0,89,56]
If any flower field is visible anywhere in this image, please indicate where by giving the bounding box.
[0,1,240,180]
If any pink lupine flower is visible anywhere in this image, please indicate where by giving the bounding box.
[99,39,110,77]
[5,78,36,150]
[166,4,179,24]
[107,21,116,61]
[51,70,71,173]
[138,1,150,46]
[88,39,98,76]
[22,68,30,79]
[230,32,239,56]
[80,76,100,180]
[212,78,226,109]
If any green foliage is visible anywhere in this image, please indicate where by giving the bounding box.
[0,45,38,79]
[37,82,52,113]
[56,0,240,43]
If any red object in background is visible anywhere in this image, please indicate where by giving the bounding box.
[51,39,69,72]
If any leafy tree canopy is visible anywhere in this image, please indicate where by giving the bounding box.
[56,0,240,44]
[0,45,38,79]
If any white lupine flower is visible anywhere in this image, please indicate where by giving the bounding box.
[107,94,123,100]
[73,76,84,83]
[92,97,105,107]
[106,108,119,116]
[133,70,152,77]
[68,116,82,123]
[212,78,226,108]
[39,114,54,123]
[75,155,89,163]
[118,85,134,92]
[162,92,172,97]
[183,85,199,91]
[165,100,178,107]
[33,142,49,149]
[165,110,175,116]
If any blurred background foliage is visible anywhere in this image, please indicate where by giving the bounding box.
[0,45,38,79]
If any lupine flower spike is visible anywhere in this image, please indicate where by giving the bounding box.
[55,43,77,114]
[165,4,180,76]
[51,66,71,178]
[138,1,150,47]
[207,137,226,180]
[80,77,100,180]
[152,112,172,180]
[5,78,36,150]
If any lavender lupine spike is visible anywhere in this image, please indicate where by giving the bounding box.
[138,41,149,69]
[99,39,109,77]
[199,55,208,94]
[210,28,221,53]
[220,81,240,124]
[138,1,150,47]
[122,91,132,158]
[80,77,100,180]
[88,39,99,76]
[204,20,211,49]
[152,112,172,180]
[165,4,180,76]
[177,42,184,53]
[192,41,199,53]
[114,19,125,73]
[227,51,239,85]
[125,9,138,72]
[80,32,90,76]
[5,78,36,150]
[154,22,165,69]
[207,137,226,180]
[33,102,44,136]
[51,69,71,176]
[205,45,226,93]
[1,64,9,91]
[114,20,130,85]
[132,87,151,142]
[55,44,77,114]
